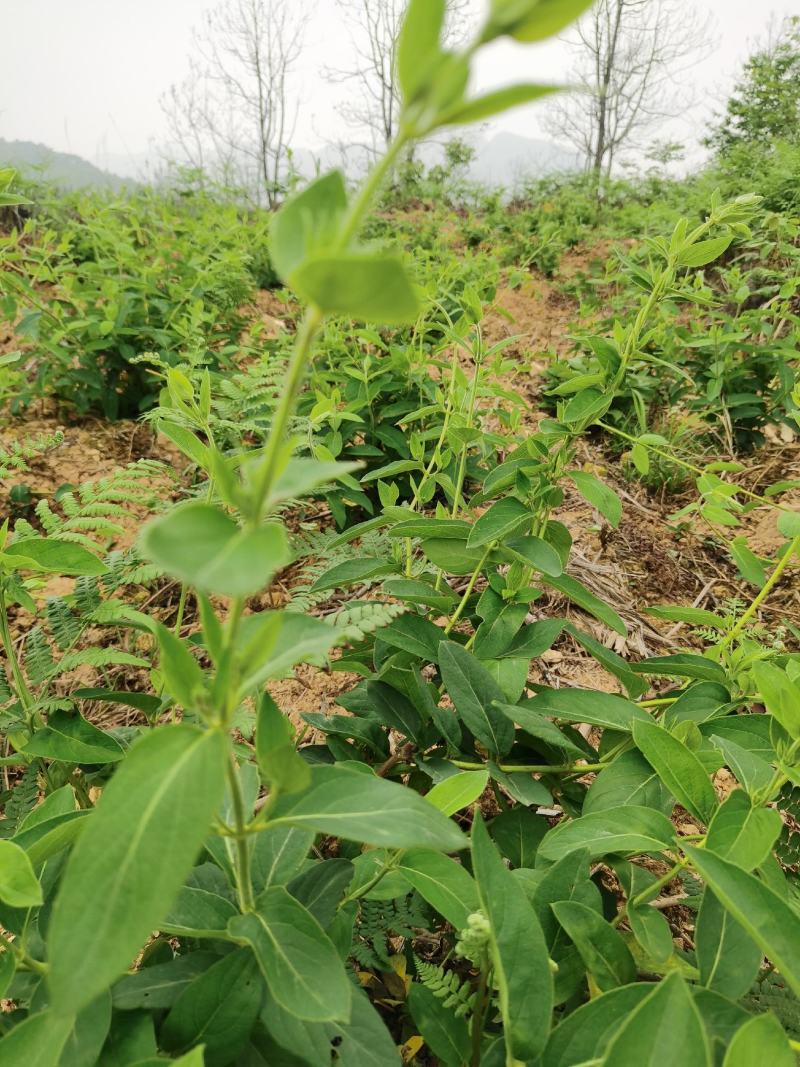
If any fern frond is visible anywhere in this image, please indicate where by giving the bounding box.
[0,665,11,704]
[46,597,83,650]
[73,576,103,614]
[745,973,800,1038]
[3,765,40,832]
[0,430,63,481]
[56,649,150,674]
[413,957,477,1018]
[24,460,173,551]
[24,627,55,686]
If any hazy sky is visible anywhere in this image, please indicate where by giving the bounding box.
[1,0,796,176]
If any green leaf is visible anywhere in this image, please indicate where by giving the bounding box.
[160,948,264,1061]
[569,471,622,528]
[0,1011,73,1067]
[287,858,353,928]
[539,806,675,863]
[695,889,761,999]
[268,764,467,852]
[709,733,774,795]
[627,902,673,964]
[0,840,43,907]
[397,0,446,103]
[292,253,420,323]
[599,972,711,1065]
[397,850,479,929]
[160,886,238,938]
[251,825,314,892]
[495,702,585,757]
[632,718,718,825]
[228,886,350,1022]
[269,458,362,507]
[425,770,489,816]
[752,661,800,739]
[489,759,551,806]
[407,982,469,1067]
[111,953,222,1011]
[155,623,206,709]
[705,789,782,870]
[59,991,112,1067]
[531,847,594,948]
[630,653,726,683]
[678,236,733,268]
[729,538,767,587]
[541,983,652,1067]
[4,537,107,576]
[441,83,559,125]
[467,497,531,548]
[421,537,497,575]
[379,615,443,662]
[565,624,648,698]
[387,517,469,539]
[141,502,289,597]
[438,641,515,757]
[551,900,636,991]
[490,807,547,868]
[685,845,800,997]
[502,535,563,577]
[22,710,124,765]
[270,170,348,279]
[365,682,424,744]
[584,751,672,816]
[309,557,397,593]
[242,612,337,684]
[472,811,553,1060]
[259,986,399,1066]
[48,725,228,1015]
[503,618,565,660]
[11,810,89,867]
[490,0,596,42]
[777,510,800,538]
[644,605,725,628]
[523,686,650,732]
[723,1013,795,1067]
[541,573,627,635]
[256,692,311,796]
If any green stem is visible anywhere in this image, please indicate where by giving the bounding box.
[0,929,46,975]
[719,533,800,650]
[226,749,255,912]
[0,588,34,718]
[336,134,408,250]
[613,858,687,928]
[339,850,405,907]
[173,583,189,637]
[445,546,492,635]
[253,306,324,519]
[451,759,606,775]
[469,957,491,1067]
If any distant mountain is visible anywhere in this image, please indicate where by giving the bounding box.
[291,131,580,189]
[470,131,581,187]
[0,140,130,191]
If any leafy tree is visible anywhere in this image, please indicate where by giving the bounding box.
[708,16,800,155]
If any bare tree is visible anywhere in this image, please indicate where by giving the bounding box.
[162,0,307,207]
[547,0,709,181]
[329,0,472,157]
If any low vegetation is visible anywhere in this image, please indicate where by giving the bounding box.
[0,2,799,1065]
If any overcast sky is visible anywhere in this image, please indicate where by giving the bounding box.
[1,0,796,176]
